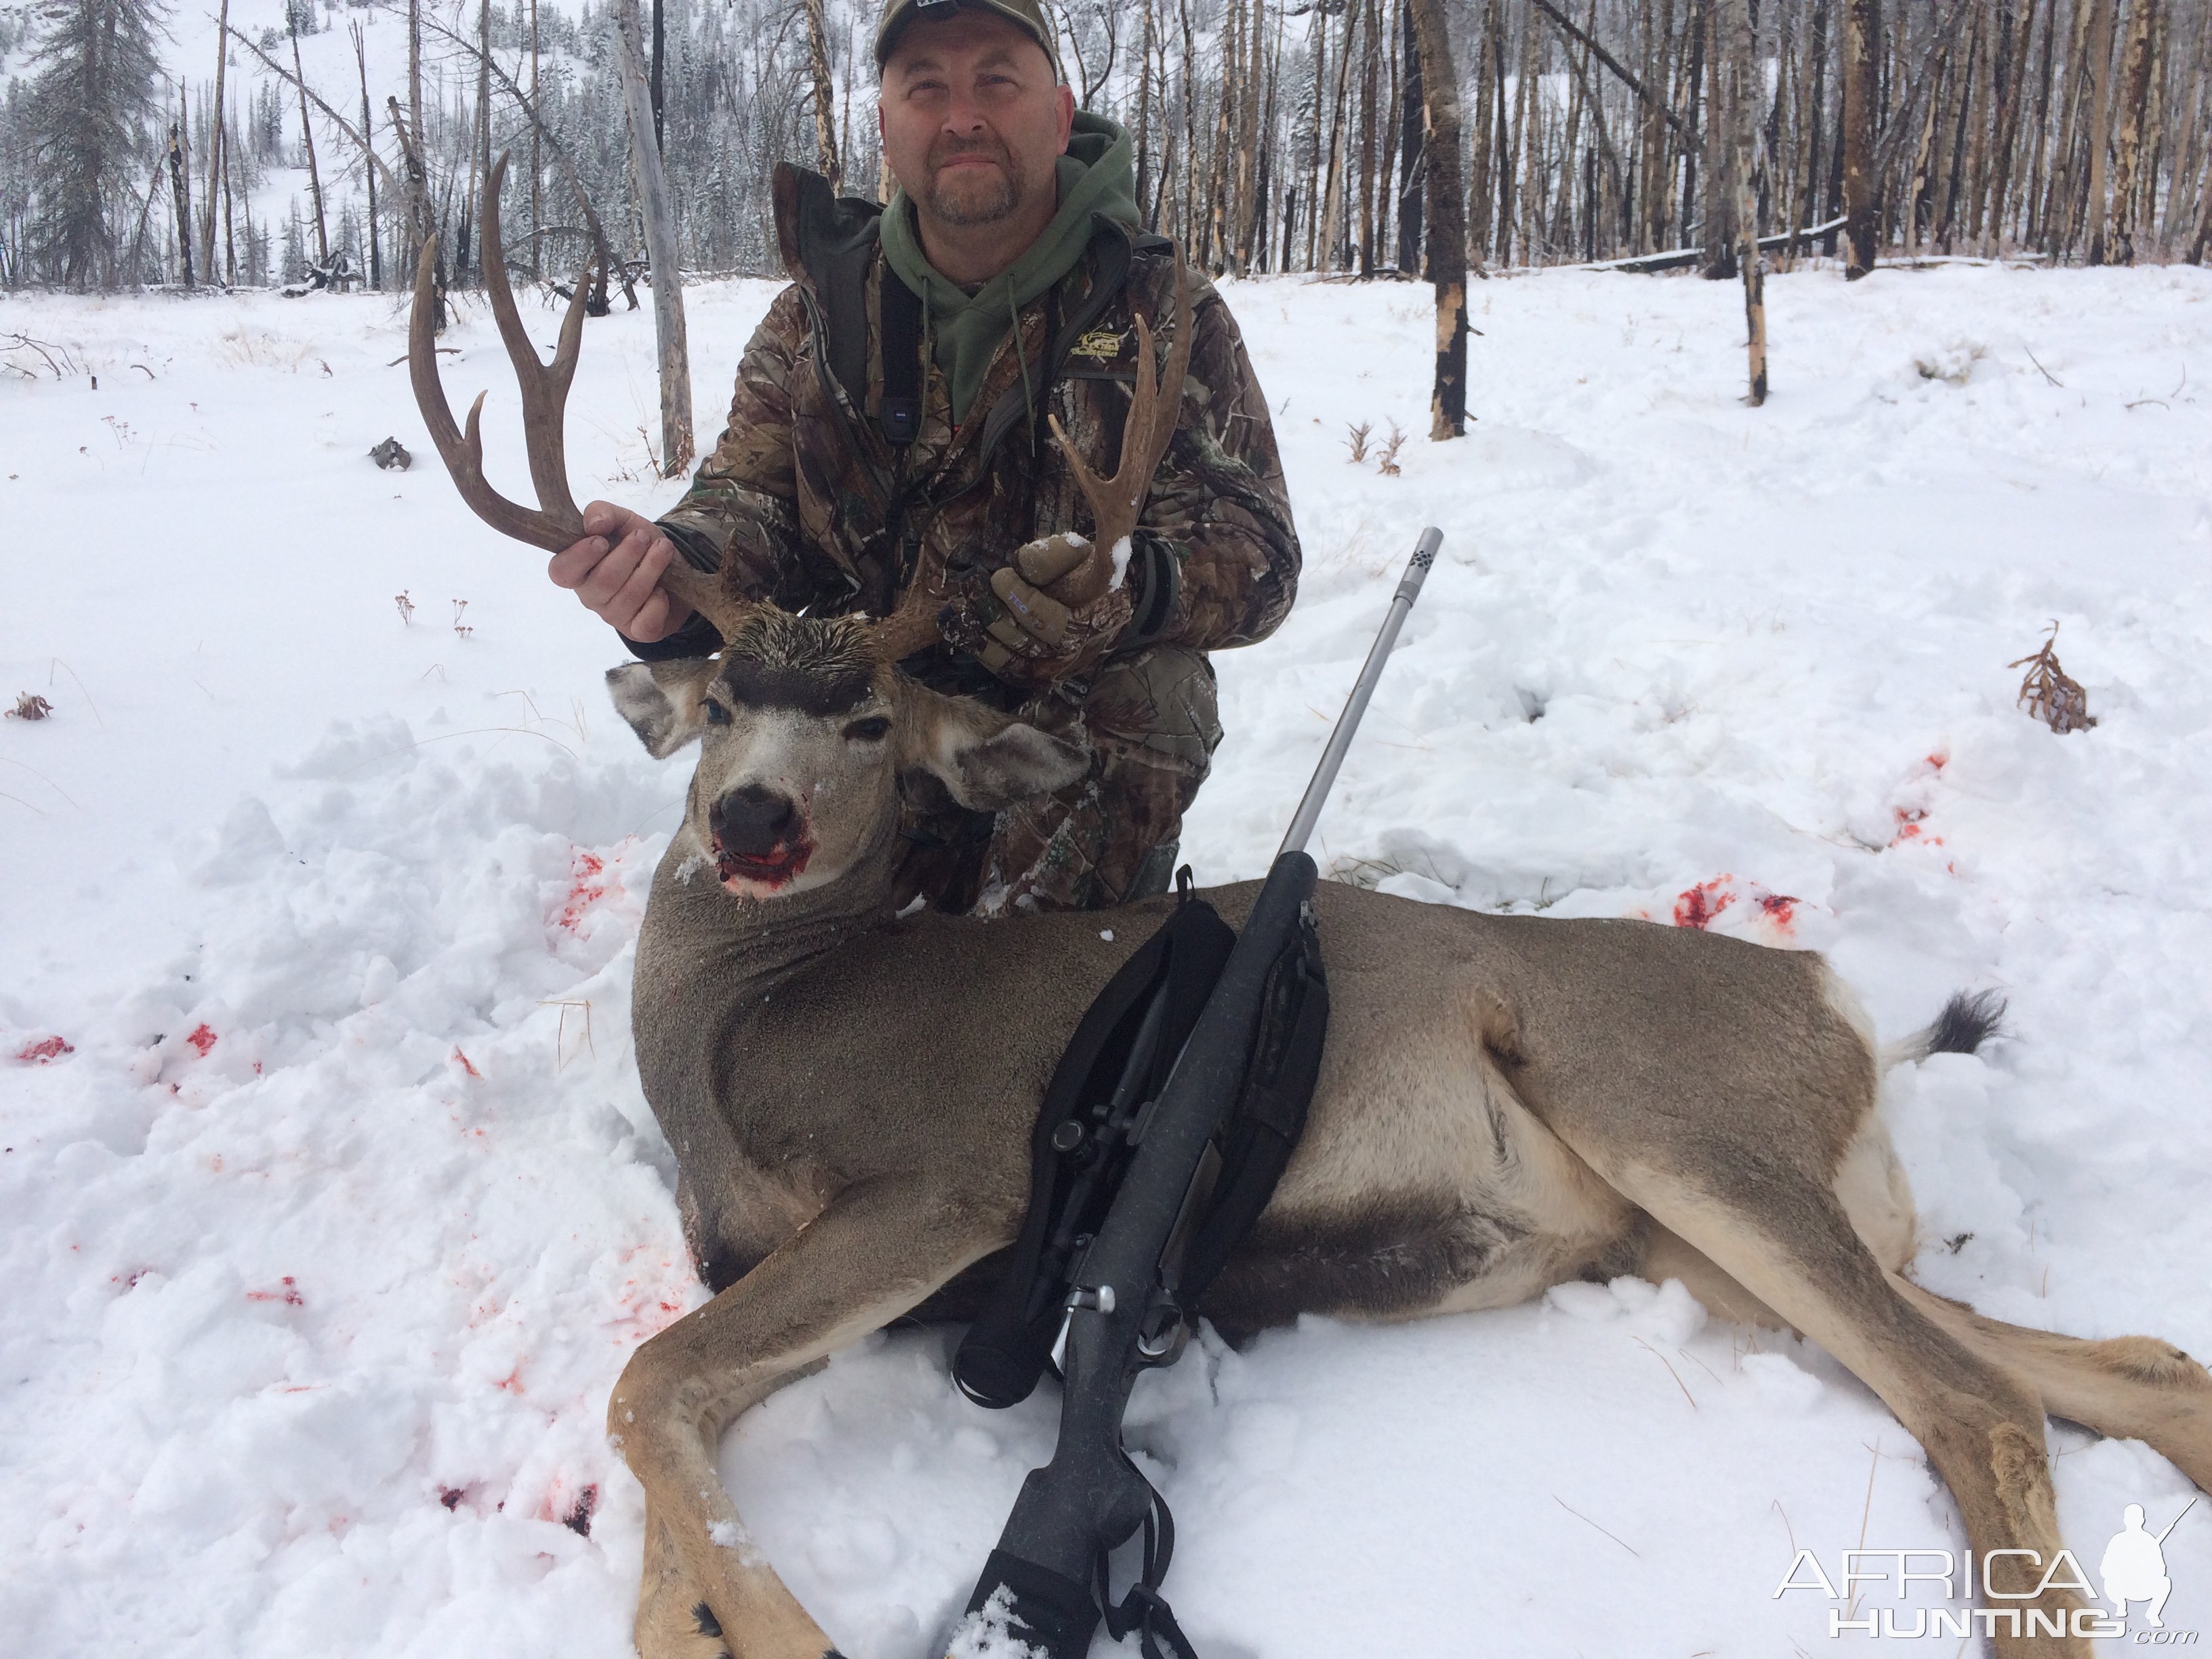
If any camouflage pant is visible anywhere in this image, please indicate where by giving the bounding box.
[895,645,1224,916]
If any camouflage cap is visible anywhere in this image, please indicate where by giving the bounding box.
[874,0,1057,68]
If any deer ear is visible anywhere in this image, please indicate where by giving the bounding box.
[607,659,718,758]
[897,682,1091,810]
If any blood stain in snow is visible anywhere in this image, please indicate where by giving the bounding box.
[1757,892,1801,930]
[184,1023,218,1056]
[440,1488,465,1511]
[556,848,609,931]
[1889,808,1943,848]
[14,1036,73,1063]
[1672,878,1736,930]
[247,1275,304,1306]
[452,1048,481,1078]
[562,1486,598,1537]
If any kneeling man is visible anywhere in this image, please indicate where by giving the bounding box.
[553,0,1301,914]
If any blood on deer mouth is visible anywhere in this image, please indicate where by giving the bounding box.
[712,834,812,891]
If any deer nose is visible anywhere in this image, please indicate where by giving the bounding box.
[712,785,798,856]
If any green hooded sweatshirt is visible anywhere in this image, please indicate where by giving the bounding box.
[878,110,1140,424]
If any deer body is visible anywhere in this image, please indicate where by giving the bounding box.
[634,850,1667,1334]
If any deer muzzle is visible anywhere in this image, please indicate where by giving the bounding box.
[708,785,812,888]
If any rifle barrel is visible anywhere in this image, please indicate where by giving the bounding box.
[1277,525,1442,859]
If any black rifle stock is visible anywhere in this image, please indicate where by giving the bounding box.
[956,528,1443,1659]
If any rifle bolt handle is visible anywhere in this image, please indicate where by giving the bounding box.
[1069,1284,1116,1314]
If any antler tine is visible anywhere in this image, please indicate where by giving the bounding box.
[409,171,747,638]
[408,230,581,554]
[478,151,587,528]
[867,552,951,663]
[1046,241,1194,574]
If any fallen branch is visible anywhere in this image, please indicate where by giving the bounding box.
[1595,215,1849,273]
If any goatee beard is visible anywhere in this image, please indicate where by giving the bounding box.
[924,142,1028,226]
[926,171,1021,226]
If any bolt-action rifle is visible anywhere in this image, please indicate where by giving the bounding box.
[951,527,1443,1659]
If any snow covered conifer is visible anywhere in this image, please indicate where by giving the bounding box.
[22,0,170,289]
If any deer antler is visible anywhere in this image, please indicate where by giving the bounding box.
[409,152,744,636]
[864,552,954,663]
[1044,243,1194,601]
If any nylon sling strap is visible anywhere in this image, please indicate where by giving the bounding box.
[951,881,1235,1411]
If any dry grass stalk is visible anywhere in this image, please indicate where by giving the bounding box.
[2008,621,2096,733]
[1376,420,1406,476]
[7,693,55,720]
[451,599,474,638]
[1345,420,1372,463]
[394,590,417,626]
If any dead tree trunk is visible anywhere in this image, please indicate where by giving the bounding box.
[1235,0,1265,270]
[474,0,493,282]
[1397,0,1425,272]
[1704,0,1738,274]
[203,0,229,280]
[1137,0,1155,221]
[804,0,842,191]
[611,0,693,476]
[1727,0,1766,403]
[1467,3,1496,268]
[2163,3,2209,254]
[167,105,194,289]
[1357,0,1380,274]
[1406,0,1467,438]
[387,96,440,322]
[220,92,238,282]
[352,24,380,287]
[2083,0,2117,263]
[2107,0,2155,263]
[288,23,327,266]
[1842,0,1879,276]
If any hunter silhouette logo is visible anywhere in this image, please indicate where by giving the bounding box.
[2104,1500,2196,1630]
[1774,1498,2198,1641]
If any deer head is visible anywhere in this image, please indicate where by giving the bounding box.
[605,613,1087,899]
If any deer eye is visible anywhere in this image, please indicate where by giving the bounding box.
[842,716,891,743]
[702,699,732,726]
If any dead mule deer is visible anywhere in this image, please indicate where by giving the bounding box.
[411,167,2212,1659]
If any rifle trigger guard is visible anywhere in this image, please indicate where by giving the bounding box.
[1135,1295,1186,1364]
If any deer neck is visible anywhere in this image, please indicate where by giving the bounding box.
[642,820,903,1002]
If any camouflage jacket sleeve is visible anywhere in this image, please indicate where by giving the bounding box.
[1134,275,1301,654]
[655,283,816,616]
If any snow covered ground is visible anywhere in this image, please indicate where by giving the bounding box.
[5,258,2211,1658]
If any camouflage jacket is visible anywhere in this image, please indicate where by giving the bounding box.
[641,166,1300,702]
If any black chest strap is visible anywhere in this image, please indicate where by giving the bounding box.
[878,271,924,447]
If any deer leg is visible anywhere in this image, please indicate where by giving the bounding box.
[1885,1277,2212,1495]
[608,1179,1003,1659]
[1569,1150,2091,1658]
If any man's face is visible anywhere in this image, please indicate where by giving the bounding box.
[880,10,1073,230]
